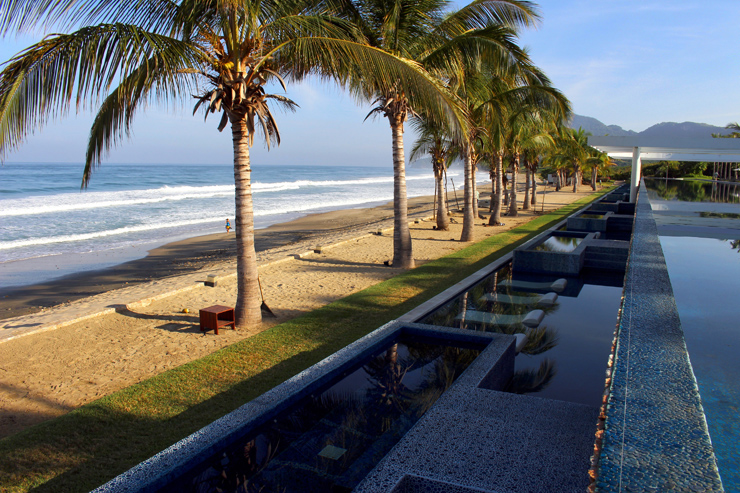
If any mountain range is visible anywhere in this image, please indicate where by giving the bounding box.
[568,114,733,139]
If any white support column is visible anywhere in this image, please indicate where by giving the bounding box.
[630,146,642,202]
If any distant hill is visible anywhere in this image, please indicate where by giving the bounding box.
[569,115,637,137]
[639,121,731,138]
[568,114,733,139]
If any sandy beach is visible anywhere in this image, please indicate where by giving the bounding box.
[0,184,596,439]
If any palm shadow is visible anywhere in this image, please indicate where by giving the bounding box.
[111,307,202,333]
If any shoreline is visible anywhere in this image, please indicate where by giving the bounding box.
[0,195,437,320]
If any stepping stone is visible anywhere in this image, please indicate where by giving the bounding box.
[480,291,559,307]
[497,278,568,293]
[455,309,544,328]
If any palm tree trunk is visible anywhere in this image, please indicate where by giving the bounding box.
[503,170,509,206]
[508,153,519,216]
[435,163,449,231]
[591,166,598,191]
[461,148,475,241]
[523,166,531,210]
[489,153,503,225]
[531,165,538,206]
[472,159,479,219]
[231,118,262,328]
[390,118,414,268]
[572,163,580,193]
[489,168,495,212]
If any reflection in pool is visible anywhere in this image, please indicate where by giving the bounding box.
[418,263,623,406]
[532,235,583,252]
[159,336,482,493]
[645,178,740,204]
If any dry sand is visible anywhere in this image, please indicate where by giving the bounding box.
[0,185,596,439]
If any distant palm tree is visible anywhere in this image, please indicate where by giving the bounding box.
[585,151,615,191]
[522,115,560,209]
[410,117,453,231]
[0,0,470,327]
[472,64,568,224]
[551,127,591,193]
[485,76,568,218]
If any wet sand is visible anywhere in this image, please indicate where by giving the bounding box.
[0,196,434,320]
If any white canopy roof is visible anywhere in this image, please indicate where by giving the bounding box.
[588,136,740,162]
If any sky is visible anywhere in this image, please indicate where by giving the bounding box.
[0,0,738,167]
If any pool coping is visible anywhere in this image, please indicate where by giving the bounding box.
[592,180,724,491]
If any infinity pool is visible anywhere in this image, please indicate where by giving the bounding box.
[646,178,740,489]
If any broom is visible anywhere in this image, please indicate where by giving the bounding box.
[258,276,277,317]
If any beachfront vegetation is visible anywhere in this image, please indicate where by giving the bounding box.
[0,0,474,329]
[410,59,570,235]
[541,126,613,192]
[0,191,611,493]
[409,116,453,231]
[348,0,540,265]
[471,67,569,224]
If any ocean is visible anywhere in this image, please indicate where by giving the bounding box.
[0,162,461,288]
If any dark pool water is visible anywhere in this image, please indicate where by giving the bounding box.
[532,235,583,253]
[418,263,623,407]
[159,336,482,493]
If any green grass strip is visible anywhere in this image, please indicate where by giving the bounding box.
[0,191,608,492]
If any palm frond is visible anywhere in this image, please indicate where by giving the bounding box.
[0,23,198,163]
[0,0,181,36]
[439,0,540,35]
[83,53,197,187]
[280,36,469,141]
[421,24,525,82]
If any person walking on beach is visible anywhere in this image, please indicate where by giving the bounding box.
[225,218,231,233]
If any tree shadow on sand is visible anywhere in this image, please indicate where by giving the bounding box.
[110,307,202,333]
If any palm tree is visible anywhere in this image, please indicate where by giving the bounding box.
[514,119,557,212]
[585,150,614,191]
[543,150,569,191]
[477,68,568,220]
[522,115,560,209]
[348,0,540,261]
[0,0,470,328]
[410,116,453,231]
[551,127,590,193]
